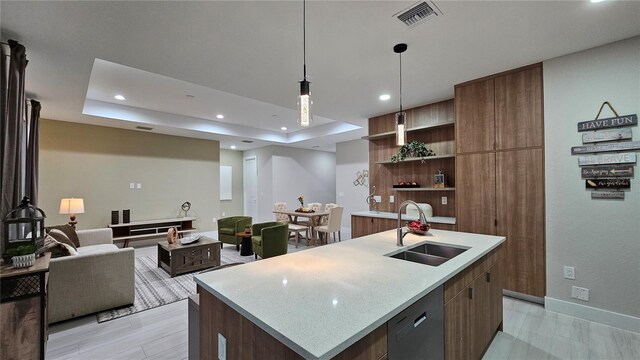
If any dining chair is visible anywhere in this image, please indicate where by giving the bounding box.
[321,203,337,225]
[314,206,343,244]
[299,202,322,233]
[273,202,307,248]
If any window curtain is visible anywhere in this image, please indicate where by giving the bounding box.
[1,39,28,246]
[26,99,41,205]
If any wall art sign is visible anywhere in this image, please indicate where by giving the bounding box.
[582,128,633,143]
[585,178,630,189]
[577,114,637,132]
[571,141,640,155]
[591,191,625,200]
[578,153,636,166]
[581,165,634,179]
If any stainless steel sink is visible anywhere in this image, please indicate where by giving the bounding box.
[389,243,468,266]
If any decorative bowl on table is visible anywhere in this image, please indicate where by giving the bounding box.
[407,221,430,235]
[295,208,315,213]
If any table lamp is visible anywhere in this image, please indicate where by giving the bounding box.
[59,198,85,229]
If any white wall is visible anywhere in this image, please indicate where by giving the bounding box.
[244,145,336,222]
[543,36,639,331]
[336,139,370,238]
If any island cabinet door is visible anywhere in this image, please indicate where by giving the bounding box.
[469,276,489,360]
[444,290,470,360]
[486,260,504,338]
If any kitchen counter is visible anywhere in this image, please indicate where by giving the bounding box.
[351,210,456,224]
[194,229,504,359]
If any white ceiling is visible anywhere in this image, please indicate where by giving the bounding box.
[2,1,639,152]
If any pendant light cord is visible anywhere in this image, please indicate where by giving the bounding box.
[399,52,403,113]
[303,0,307,80]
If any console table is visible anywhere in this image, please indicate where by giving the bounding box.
[109,217,197,247]
[1,253,51,360]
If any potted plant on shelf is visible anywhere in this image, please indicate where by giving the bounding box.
[391,141,436,163]
[6,244,38,268]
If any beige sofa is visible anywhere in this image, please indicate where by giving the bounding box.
[48,228,135,323]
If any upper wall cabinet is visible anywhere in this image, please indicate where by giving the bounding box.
[456,64,543,153]
[495,66,543,150]
[455,79,495,153]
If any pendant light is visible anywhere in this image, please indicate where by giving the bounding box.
[297,0,312,127]
[394,43,408,146]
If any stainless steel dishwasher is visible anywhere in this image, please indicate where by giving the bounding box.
[387,285,444,360]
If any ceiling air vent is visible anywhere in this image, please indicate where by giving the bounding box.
[241,140,253,144]
[394,1,442,28]
[135,126,153,131]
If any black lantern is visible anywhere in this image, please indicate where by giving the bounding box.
[2,196,47,257]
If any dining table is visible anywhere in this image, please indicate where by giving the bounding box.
[273,209,329,246]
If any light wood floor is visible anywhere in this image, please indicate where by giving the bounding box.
[46,245,640,360]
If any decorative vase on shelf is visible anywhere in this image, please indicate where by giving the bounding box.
[12,253,36,268]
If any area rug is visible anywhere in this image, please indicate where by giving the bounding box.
[95,243,305,323]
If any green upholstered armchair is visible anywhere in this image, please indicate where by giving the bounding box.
[252,222,288,259]
[217,216,252,250]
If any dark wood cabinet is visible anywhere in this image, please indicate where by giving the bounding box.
[496,149,545,297]
[455,63,545,298]
[444,246,503,360]
[495,66,543,150]
[455,153,496,235]
[455,79,495,153]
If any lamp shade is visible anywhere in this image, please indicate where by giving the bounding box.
[59,198,85,215]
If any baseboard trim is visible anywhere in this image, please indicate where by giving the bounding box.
[545,296,640,333]
[504,290,544,304]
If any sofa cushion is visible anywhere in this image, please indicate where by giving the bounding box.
[219,227,235,235]
[47,225,80,247]
[43,235,75,258]
[75,244,119,256]
[251,236,262,246]
[49,229,77,250]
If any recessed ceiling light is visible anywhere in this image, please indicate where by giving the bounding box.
[379,94,391,101]
[590,0,605,2]
[114,94,126,101]
[312,146,320,148]
[185,94,195,98]
[281,127,288,131]
[230,145,236,149]
[216,114,224,119]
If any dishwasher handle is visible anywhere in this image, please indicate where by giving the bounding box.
[414,312,427,328]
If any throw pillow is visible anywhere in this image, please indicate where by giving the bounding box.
[42,235,76,258]
[46,224,80,247]
[48,229,77,250]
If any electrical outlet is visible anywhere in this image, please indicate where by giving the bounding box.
[389,195,395,203]
[441,196,448,205]
[571,286,590,301]
[218,333,226,360]
[221,211,226,217]
[129,183,135,189]
[212,217,217,223]
[564,266,575,280]
[373,195,382,203]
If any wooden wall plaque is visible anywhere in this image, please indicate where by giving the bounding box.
[577,114,638,132]
[591,191,625,199]
[585,178,630,189]
[582,128,632,143]
[581,165,634,178]
[578,153,636,166]
[571,141,640,155]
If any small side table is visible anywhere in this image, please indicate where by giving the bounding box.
[235,231,253,256]
[1,253,51,360]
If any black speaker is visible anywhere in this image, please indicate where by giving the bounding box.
[123,209,130,223]
[111,211,119,225]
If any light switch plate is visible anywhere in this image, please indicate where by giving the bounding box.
[339,192,344,197]
[389,195,395,203]
[129,183,135,189]
[441,196,447,205]
[571,286,589,301]
[136,183,142,189]
[564,266,575,280]
[373,195,382,202]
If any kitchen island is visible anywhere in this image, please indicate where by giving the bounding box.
[194,229,505,359]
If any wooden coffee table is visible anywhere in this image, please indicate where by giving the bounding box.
[157,237,220,277]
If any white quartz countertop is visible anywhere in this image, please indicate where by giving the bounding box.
[351,210,456,225]
[195,229,504,359]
